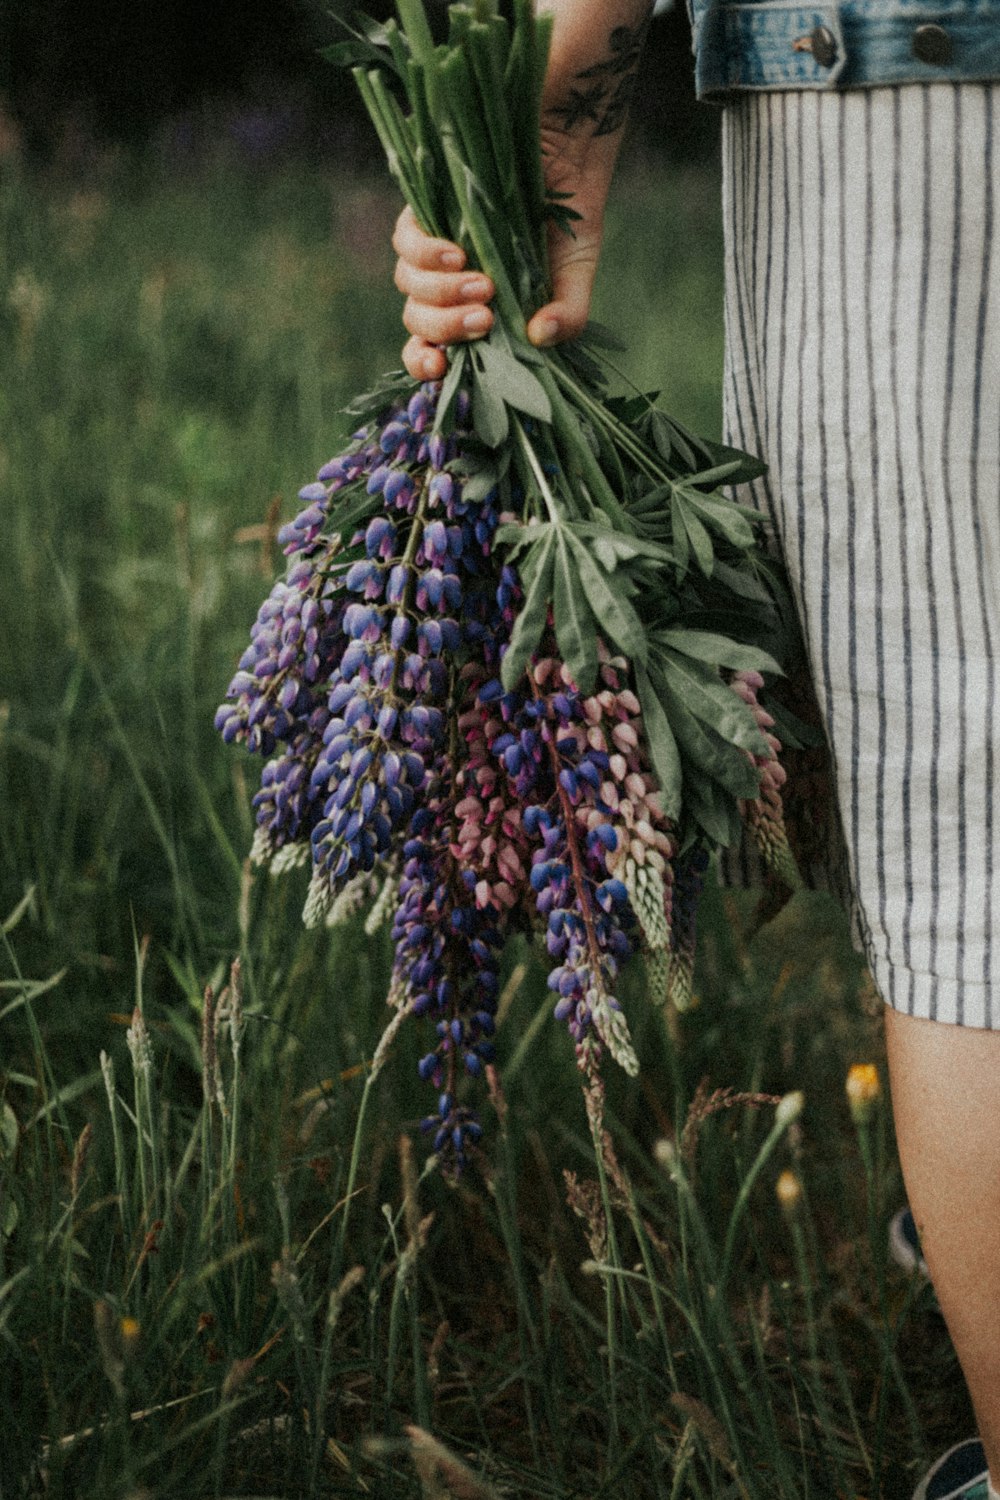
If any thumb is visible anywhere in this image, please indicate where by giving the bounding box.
[526,239,600,349]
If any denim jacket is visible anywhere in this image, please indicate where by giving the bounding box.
[687,0,1000,98]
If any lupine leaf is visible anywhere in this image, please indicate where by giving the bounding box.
[553,531,597,693]
[462,466,500,503]
[343,368,413,422]
[650,407,701,471]
[656,628,782,677]
[501,530,556,690]
[564,530,648,665]
[635,665,682,819]
[673,495,715,577]
[433,345,469,435]
[670,492,691,578]
[578,528,676,570]
[711,557,774,603]
[579,320,627,353]
[475,339,552,422]
[683,770,746,846]
[658,649,770,757]
[658,676,762,801]
[682,489,758,550]
[321,17,410,80]
[698,434,768,484]
[471,365,509,447]
[493,521,537,555]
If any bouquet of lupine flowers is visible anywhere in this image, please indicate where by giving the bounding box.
[215,0,800,1172]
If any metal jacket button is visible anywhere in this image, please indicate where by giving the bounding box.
[809,24,838,67]
[912,23,953,64]
[792,26,837,66]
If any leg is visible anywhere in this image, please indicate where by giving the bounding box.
[885,1006,1000,1484]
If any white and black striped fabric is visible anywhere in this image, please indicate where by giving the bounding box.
[721,83,1000,1027]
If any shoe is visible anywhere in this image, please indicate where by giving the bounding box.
[889,1206,929,1278]
[913,1439,991,1500]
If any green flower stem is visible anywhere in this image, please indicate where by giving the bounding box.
[550,359,675,489]
[535,362,637,531]
[587,1259,752,1484]
[624,1195,680,1390]
[333,1066,378,1271]
[787,1214,863,1488]
[717,1108,799,1295]
[439,51,510,248]
[394,0,435,70]
[438,131,529,334]
[466,22,538,259]
[511,0,552,264]
[514,419,564,524]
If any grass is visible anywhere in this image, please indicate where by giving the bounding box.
[0,130,972,1498]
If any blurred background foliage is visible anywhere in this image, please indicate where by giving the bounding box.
[0,0,718,164]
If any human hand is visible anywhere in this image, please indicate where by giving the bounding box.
[392,150,607,382]
[392,2,649,381]
[392,207,496,382]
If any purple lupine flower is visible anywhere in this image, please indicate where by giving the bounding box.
[390,759,504,1174]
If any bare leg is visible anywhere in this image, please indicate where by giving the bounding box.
[884,1007,1000,1484]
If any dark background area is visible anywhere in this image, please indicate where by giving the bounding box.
[0,0,715,164]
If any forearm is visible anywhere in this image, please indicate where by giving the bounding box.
[538,0,654,165]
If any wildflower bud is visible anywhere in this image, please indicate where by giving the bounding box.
[120,1316,141,1359]
[774,1091,804,1130]
[653,1137,677,1171]
[775,1168,802,1216]
[845,1063,880,1124]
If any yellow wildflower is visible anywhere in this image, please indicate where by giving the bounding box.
[845,1063,881,1123]
[775,1169,802,1216]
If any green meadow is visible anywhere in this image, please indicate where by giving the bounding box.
[0,136,969,1497]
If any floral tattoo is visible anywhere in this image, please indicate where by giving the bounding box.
[550,20,650,137]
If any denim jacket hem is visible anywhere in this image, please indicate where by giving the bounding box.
[688,0,1000,99]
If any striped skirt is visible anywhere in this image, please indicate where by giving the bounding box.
[722,83,1000,1027]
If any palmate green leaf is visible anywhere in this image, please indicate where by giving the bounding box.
[698,434,768,486]
[681,488,759,551]
[564,529,648,666]
[342,368,414,423]
[493,521,536,556]
[635,665,682,819]
[471,364,509,447]
[656,627,783,677]
[501,529,555,690]
[462,465,500,503]
[649,406,702,471]
[553,530,598,694]
[657,648,770,758]
[475,337,551,422]
[658,673,762,802]
[673,491,715,576]
[433,344,469,435]
[711,556,775,604]
[570,521,675,570]
[682,769,746,847]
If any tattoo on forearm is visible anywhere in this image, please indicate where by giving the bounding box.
[550,20,650,137]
